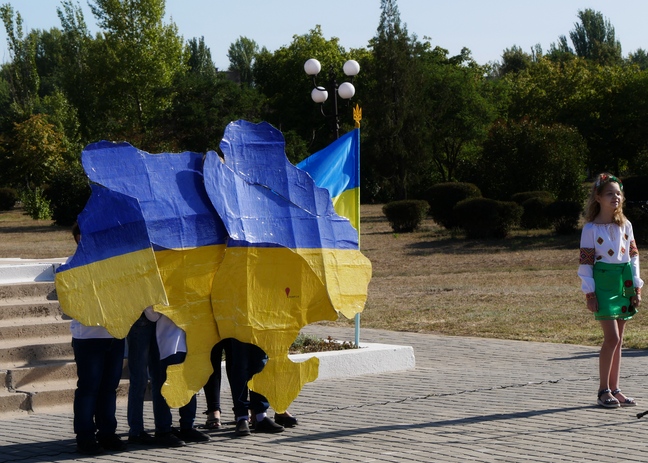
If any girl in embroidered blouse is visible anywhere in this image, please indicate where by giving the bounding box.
[578,173,643,409]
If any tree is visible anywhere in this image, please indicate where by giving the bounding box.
[475,119,587,202]
[0,4,40,118]
[504,57,594,125]
[56,0,97,143]
[549,9,622,66]
[422,51,498,182]
[187,37,216,76]
[33,28,65,98]
[0,114,65,187]
[570,9,622,65]
[362,0,428,200]
[40,89,82,163]
[627,48,648,70]
[88,0,186,144]
[580,65,648,174]
[158,38,263,153]
[497,45,536,76]
[227,36,258,86]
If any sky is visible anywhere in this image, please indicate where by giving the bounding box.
[1,0,647,69]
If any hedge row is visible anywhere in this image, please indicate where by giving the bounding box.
[382,184,582,238]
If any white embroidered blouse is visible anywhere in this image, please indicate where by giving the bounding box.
[578,220,644,295]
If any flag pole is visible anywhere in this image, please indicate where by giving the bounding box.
[353,105,362,347]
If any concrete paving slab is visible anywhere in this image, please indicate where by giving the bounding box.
[1,325,648,462]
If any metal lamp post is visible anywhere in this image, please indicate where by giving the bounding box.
[304,58,363,346]
[304,58,360,139]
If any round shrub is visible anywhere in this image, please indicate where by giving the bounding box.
[510,191,554,205]
[520,196,554,229]
[423,182,481,229]
[545,200,582,235]
[382,200,430,233]
[454,198,522,239]
[0,187,17,210]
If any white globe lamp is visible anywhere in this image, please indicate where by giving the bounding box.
[337,82,355,100]
[311,86,328,103]
[343,59,360,77]
[304,58,321,76]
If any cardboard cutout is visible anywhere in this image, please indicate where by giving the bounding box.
[55,121,372,412]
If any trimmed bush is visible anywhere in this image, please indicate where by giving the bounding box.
[0,187,17,210]
[520,196,554,229]
[423,182,481,229]
[511,191,554,205]
[454,198,522,239]
[546,200,582,235]
[382,200,430,233]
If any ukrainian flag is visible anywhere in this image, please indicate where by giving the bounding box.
[297,128,360,233]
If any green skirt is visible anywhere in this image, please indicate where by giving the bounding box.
[593,262,637,321]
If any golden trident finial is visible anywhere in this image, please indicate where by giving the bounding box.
[353,104,362,128]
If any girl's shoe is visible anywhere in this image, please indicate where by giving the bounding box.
[612,388,637,407]
[597,388,620,408]
[204,417,222,429]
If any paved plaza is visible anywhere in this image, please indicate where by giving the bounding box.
[2,325,648,462]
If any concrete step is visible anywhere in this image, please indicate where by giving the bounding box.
[2,360,129,390]
[0,387,30,416]
[0,299,64,321]
[0,378,129,417]
[0,337,72,368]
[0,281,57,300]
[0,317,70,341]
[1,360,77,391]
[0,260,63,285]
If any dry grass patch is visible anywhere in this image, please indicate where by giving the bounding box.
[2,203,648,348]
[0,207,75,258]
[327,204,648,349]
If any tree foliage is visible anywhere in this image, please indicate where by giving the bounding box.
[569,9,622,66]
[422,50,498,182]
[475,119,587,202]
[0,4,39,118]
[362,0,428,200]
[227,36,258,86]
[0,114,65,187]
[88,0,186,144]
[1,0,648,223]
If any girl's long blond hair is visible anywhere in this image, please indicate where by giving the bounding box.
[584,172,626,225]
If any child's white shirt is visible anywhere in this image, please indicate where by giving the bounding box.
[578,220,644,294]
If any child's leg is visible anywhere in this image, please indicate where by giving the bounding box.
[598,320,621,396]
[73,338,105,444]
[95,338,125,440]
[609,319,627,395]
